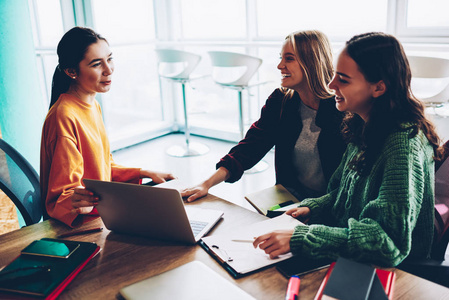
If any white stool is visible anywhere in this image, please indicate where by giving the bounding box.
[408,55,449,117]
[155,49,209,157]
[208,51,269,173]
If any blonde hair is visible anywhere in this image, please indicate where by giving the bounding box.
[282,30,334,100]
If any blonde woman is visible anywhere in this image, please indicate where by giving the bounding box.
[181,30,346,202]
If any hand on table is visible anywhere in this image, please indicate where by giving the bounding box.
[141,170,177,184]
[180,183,209,202]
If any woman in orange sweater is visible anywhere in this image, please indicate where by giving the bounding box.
[40,27,175,227]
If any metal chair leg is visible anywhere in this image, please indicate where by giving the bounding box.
[166,82,209,157]
[237,90,268,174]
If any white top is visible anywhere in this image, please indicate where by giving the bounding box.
[293,100,327,195]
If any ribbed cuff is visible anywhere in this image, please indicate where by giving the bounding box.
[297,198,321,211]
[289,225,310,255]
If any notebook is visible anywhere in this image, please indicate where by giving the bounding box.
[244,184,300,217]
[314,257,394,300]
[0,238,100,299]
[119,261,256,300]
[83,179,224,244]
[200,214,302,278]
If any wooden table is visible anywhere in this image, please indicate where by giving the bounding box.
[1,193,449,299]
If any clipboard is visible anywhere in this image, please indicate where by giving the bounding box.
[244,184,300,217]
[200,214,302,278]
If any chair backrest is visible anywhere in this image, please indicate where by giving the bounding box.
[208,51,262,88]
[432,140,449,260]
[154,49,201,81]
[0,138,44,226]
[408,55,449,105]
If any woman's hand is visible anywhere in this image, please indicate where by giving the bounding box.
[70,186,99,214]
[180,183,210,202]
[286,207,311,223]
[140,170,176,184]
[180,167,229,202]
[180,167,230,202]
[253,229,295,259]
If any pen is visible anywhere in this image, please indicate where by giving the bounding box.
[231,239,255,243]
[57,227,103,238]
[269,200,295,211]
[285,275,300,300]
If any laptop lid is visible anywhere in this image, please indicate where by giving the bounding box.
[120,261,256,300]
[83,179,223,244]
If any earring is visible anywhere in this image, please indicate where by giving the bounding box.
[72,76,76,79]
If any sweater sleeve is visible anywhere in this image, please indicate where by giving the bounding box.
[290,133,432,267]
[217,89,282,182]
[44,136,98,228]
[110,154,141,183]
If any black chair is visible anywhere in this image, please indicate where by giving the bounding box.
[399,140,449,287]
[0,138,46,226]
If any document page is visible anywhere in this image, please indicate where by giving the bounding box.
[201,214,303,274]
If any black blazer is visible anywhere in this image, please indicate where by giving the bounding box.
[217,89,347,198]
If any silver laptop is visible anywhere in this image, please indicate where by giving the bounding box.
[83,179,224,244]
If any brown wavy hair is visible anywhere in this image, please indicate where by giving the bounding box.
[341,32,443,175]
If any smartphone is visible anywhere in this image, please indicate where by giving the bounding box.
[276,256,332,278]
[21,240,80,259]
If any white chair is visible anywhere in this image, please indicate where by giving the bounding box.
[408,55,449,116]
[155,49,209,157]
[208,51,269,173]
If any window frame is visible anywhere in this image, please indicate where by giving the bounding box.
[394,0,449,43]
[29,0,449,151]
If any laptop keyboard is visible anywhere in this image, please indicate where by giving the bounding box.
[190,220,208,237]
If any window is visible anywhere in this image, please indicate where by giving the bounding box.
[91,0,155,43]
[396,0,449,38]
[181,0,247,40]
[91,0,169,149]
[407,0,449,28]
[29,0,66,108]
[29,0,449,149]
[256,0,389,41]
[31,0,64,47]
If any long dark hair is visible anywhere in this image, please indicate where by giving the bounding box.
[49,27,107,109]
[341,32,442,175]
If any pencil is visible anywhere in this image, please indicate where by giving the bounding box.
[57,227,103,238]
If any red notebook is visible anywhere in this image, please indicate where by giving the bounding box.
[0,238,100,299]
[315,258,395,300]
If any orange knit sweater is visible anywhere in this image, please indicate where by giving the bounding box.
[40,94,141,227]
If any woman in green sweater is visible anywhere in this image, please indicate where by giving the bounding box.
[253,32,443,267]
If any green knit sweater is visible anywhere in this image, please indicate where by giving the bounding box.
[291,125,435,267]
